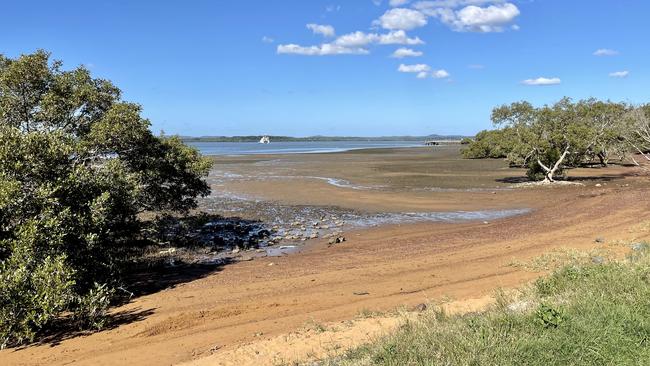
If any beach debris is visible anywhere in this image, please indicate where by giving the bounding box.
[328,236,346,246]
[594,237,605,243]
[158,247,177,255]
[412,303,428,312]
[268,262,275,266]
[591,256,605,264]
[631,243,646,251]
[353,291,369,296]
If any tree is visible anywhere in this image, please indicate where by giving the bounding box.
[0,50,212,347]
[461,128,518,159]
[622,104,650,165]
[491,98,629,182]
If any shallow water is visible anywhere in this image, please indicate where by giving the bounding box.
[187,140,422,155]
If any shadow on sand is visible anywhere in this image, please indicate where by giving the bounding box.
[14,213,265,349]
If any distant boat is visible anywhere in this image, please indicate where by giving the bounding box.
[259,135,270,144]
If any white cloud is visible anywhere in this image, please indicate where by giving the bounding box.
[376,8,428,30]
[277,43,369,56]
[594,48,619,56]
[432,69,450,78]
[277,30,423,57]
[398,63,431,73]
[326,4,341,12]
[372,0,382,5]
[391,47,423,58]
[521,77,561,86]
[413,0,501,9]
[307,23,336,37]
[609,70,629,78]
[417,71,429,78]
[335,30,423,47]
[262,36,274,43]
[390,0,411,6]
[413,1,519,32]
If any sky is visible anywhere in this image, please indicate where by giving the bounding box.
[1,0,648,137]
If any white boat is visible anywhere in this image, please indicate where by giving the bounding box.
[259,135,270,144]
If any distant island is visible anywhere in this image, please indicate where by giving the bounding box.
[181,134,468,142]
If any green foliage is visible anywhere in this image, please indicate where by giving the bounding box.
[534,304,564,328]
[0,50,212,347]
[487,98,631,181]
[327,248,650,366]
[461,128,517,159]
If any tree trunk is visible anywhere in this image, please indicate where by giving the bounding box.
[540,146,570,183]
[597,151,608,167]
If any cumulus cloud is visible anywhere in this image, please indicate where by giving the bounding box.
[376,8,428,30]
[413,1,519,32]
[277,43,369,56]
[432,69,450,78]
[391,47,423,58]
[398,63,431,73]
[277,29,423,57]
[594,48,619,56]
[417,71,429,78]
[390,0,411,6]
[307,23,336,37]
[335,30,424,47]
[262,36,274,43]
[609,70,629,78]
[521,77,561,86]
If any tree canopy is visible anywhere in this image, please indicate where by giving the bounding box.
[463,97,635,182]
[0,50,212,347]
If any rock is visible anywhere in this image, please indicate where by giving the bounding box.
[353,291,369,296]
[336,236,346,243]
[591,256,605,264]
[483,221,489,225]
[309,233,319,239]
[268,262,275,266]
[328,238,337,245]
[594,237,605,243]
[631,243,646,251]
[238,256,254,262]
[595,183,602,187]
[231,247,240,254]
[412,303,428,312]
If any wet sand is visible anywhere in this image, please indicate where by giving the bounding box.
[3,147,649,365]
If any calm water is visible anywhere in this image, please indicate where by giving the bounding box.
[186,140,423,155]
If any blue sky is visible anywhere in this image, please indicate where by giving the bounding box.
[1,1,648,136]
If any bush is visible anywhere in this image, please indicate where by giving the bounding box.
[461,128,517,159]
[0,50,212,347]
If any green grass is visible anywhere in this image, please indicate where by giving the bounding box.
[322,243,650,366]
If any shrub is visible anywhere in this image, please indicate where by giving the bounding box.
[0,50,212,347]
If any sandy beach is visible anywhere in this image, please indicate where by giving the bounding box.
[3,146,649,365]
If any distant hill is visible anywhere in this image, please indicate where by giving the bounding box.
[180,134,468,142]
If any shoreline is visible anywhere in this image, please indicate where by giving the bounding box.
[3,148,649,366]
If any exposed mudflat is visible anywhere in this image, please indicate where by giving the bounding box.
[3,147,649,366]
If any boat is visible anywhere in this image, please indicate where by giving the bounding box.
[259,135,270,144]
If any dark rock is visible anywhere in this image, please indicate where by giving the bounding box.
[591,256,605,264]
[412,303,428,312]
[594,237,605,243]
